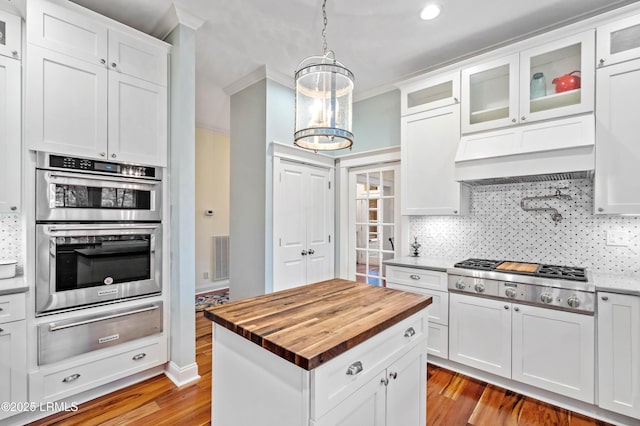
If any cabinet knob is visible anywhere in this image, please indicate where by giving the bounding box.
[389,371,398,380]
[346,361,363,376]
[597,207,604,212]
[111,62,118,68]
[521,116,526,121]
[11,50,18,58]
[10,206,17,211]
[504,305,509,310]
[301,250,308,256]
[409,274,420,280]
[511,118,516,123]
[453,97,459,103]
[100,152,106,157]
[111,153,117,158]
[601,296,609,301]
[308,249,315,255]
[514,306,520,312]
[599,59,605,66]
[380,377,389,386]
[100,58,106,65]
[132,352,147,361]
[404,327,416,338]
[62,373,81,383]
[453,210,458,214]
[0,328,3,333]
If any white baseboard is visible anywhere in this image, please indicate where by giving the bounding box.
[164,361,201,387]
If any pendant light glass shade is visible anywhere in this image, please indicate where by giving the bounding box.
[294,56,354,151]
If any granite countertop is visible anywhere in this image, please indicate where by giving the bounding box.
[204,279,432,370]
[592,272,640,297]
[0,276,28,295]
[382,256,457,272]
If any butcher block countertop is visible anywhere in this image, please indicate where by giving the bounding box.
[204,279,432,370]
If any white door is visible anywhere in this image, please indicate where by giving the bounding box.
[0,55,20,213]
[0,321,27,420]
[449,293,512,378]
[108,72,167,166]
[348,164,399,286]
[597,292,640,418]
[274,160,333,292]
[108,29,168,86]
[386,345,427,426]
[511,304,595,403]
[26,45,108,159]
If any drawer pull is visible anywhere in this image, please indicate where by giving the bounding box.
[409,274,421,280]
[62,373,81,383]
[0,328,3,333]
[346,361,363,376]
[132,352,147,361]
[601,296,609,301]
[404,327,416,338]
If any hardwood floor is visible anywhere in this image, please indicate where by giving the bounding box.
[29,313,611,426]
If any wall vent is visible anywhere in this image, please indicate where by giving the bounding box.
[212,235,230,281]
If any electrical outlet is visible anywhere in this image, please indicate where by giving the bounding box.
[606,230,629,247]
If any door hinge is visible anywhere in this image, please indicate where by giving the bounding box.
[328,235,331,243]
[279,238,282,247]
[328,181,331,190]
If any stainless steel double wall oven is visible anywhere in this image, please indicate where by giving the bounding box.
[35,153,163,315]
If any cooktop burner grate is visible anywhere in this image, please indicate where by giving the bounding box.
[453,258,587,282]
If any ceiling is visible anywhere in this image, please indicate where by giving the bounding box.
[70,0,639,133]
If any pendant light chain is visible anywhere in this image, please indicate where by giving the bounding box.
[321,0,328,55]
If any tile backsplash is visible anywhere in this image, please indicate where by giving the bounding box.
[0,214,23,274]
[409,179,639,275]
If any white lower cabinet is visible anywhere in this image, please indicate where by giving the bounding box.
[313,345,426,426]
[0,292,27,421]
[449,293,595,403]
[386,266,449,358]
[597,292,640,419]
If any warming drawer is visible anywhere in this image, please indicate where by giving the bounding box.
[38,302,162,365]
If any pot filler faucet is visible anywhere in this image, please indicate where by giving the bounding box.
[520,187,572,225]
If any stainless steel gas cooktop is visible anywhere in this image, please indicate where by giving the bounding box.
[447,258,594,314]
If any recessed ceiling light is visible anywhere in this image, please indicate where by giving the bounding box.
[420,4,441,20]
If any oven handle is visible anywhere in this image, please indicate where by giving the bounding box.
[47,171,159,187]
[48,225,160,232]
[49,305,160,332]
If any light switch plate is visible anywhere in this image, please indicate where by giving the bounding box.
[606,230,629,246]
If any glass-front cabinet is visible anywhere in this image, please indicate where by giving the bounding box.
[400,71,460,116]
[461,30,594,134]
[597,14,640,67]
[0,9,21,60]
[461,54,518,133]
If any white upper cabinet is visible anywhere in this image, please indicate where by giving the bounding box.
[400,71,460,116]
[0,9,22,60]
[597,14,640,68]
[0,47,21,213]
[594,57,640,214]
[461,30,595,134]
[26,0,169,166]
[462,54,519,134]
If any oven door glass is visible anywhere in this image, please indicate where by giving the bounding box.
[36,224,162,314]
[36,170,162,222]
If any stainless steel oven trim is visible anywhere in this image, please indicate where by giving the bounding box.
[49,305,160,331]
[36,223,162,315]
[36,169,162,223]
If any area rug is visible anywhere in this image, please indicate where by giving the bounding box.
[195,289,229,311]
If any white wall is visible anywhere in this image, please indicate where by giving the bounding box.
[195,128,230,292]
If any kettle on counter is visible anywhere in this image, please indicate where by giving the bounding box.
[552,70,581,93]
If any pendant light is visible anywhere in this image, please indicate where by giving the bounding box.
[294,0,354,152]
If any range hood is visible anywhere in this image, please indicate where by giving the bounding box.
[454,114,594,185]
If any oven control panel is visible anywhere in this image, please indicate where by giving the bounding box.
[448,274,595,314]
[46,154,158,178]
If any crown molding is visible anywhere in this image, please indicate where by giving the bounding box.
[224,65,294,96]
[152,2,205,40]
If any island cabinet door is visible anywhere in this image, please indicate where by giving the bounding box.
[385,344,427,426]
[312,370,387,426]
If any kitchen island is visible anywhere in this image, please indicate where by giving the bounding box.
[204,279,432,426]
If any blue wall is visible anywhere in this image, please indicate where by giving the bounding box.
[349,89,401,154]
